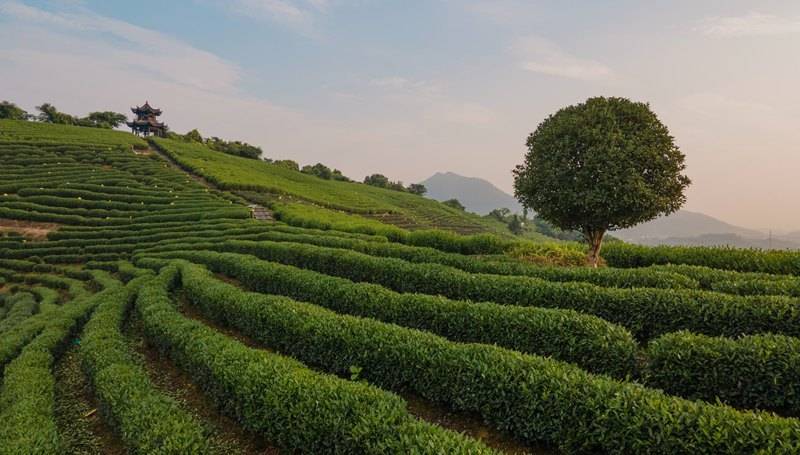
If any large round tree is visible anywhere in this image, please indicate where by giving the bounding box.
[513,97,690,267]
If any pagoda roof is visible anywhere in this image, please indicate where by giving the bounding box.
[131,101,162,116]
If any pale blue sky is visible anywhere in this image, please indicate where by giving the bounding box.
[2,0,800,229]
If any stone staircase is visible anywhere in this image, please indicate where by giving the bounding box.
[249,204,274,221]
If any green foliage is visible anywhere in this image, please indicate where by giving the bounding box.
[513,97,691,265]
[0,293,38,335]
[82,111,127,129]
[0,101,29,121]
[605,242,800,275]
[206,136,262,159]
[135,264,496,454]
[407,183,427,195]
[507,242,587,267]
[166,259,800,454]
[442,198,465,211]
[210,239,800,341]
[271,159,300,171]
[182,129,204,142]
[645,331,800,416]
[79,276,211,453]
[148,250,638,377]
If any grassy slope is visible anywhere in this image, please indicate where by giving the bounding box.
[151,137,510,234]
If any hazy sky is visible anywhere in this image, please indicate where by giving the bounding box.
[2,0,799,230]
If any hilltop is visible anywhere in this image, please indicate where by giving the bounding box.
[420,172,523,215]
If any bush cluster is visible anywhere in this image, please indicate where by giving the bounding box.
[217,240,800,341]
[644,331,800,416]
[151,249,638,377]
[135,264,496,454]
[164,258,800,454]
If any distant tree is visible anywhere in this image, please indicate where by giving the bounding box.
[206,136,262,159]
[273,159,300,171]
[407,183,427,195]
[443,198,465,211]
[183,129,204,142]
[363,174,390,188]
[488,208,511,222]
[513,96,690,267]
[0,101,29,120]
[302,163,333,180]
[531,215,583,242]
[82,111,126,128]
[331,169,351,182]
[36,103,76,125]
[508,215,524,235]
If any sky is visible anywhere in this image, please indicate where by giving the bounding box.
[1,0,799,231]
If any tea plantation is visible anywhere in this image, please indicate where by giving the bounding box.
[2,119,800,454]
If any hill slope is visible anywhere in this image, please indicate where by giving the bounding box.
[421,172,523,215]
[615,210,764,242]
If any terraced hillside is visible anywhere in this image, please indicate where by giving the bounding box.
[2,119,800,454]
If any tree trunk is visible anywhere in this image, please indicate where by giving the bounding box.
[584,229,605,268]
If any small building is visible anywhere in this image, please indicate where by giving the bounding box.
[126,101,167,137]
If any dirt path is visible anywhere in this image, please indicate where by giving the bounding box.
[54,345,127,455]
[141,142,274,222]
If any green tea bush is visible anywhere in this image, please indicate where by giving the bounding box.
[80,275,211,453]
[149,249,638,377]
[645,331,800,416]
[169,259,800,454]
[216,240,800,341]
[604,242,800,275]
[135,264,496,454]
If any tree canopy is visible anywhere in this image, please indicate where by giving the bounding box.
[513,96,690,266]
[0,101,29,120]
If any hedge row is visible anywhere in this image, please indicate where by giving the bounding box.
[164,258,800,454]
[0,292,38,335]
[0,292,100,453]
[604,242,800,275]
[79,274,211,453]
[644,331,800,416]
[135,264,496,454]
[217,228,698,290]
[215,240,800,341]
[153,250,638,377]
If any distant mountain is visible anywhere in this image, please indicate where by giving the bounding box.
[615,210,800,249]
[615,210,763,242]
[420,172,522,215]
[631,233,800,250]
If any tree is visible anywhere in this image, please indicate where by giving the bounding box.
[273,159,300,171]
[443,198,465,211]
[488,208,511,222]
[507,215,524,235]
[82,111,126,128]
[363,174,390,188]
[36,103,76,125]
[407,183,427,195]
[183,129,204,142]
[513,96,690,267]
[331,169,351,182]
[0,101,29,120]
[302,163,333,180]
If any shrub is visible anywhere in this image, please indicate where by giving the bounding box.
[134,264,496,454]
[166,259,800,454]
[214,240,800,341]
[148,249,638,377]
[645,331,800,416]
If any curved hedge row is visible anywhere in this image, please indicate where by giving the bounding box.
[644,331,800,416]
[162,258,800,454]
[0,290,100,452]
[80,275,211,453]
[220,228,698,290]
[0,292,38,335]
[135,264,496,454]
[604,242,800,275]
[214,240,800,341]
[151,249,638,377]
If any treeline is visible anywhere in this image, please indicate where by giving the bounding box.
[0,101,126,129]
